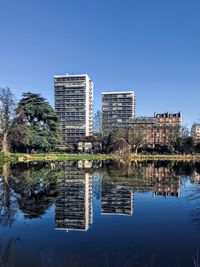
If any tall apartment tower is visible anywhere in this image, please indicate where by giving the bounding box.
[191,123,200,144]
[54,74,93,146]
[102,91,135,136]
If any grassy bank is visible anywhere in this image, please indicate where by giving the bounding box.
[127,154,200,161]
[0,153,200,163]
[0,153,113,163]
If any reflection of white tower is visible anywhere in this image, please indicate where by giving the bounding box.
[101,181,134,216]
[55,169,93,231]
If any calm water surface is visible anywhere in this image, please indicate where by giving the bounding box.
[0,160,200,267]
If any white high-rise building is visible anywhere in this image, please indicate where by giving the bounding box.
[54,74,93,146]
[102,91,135,136]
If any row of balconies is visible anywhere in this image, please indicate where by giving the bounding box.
[103,108,133,112]
[103,112,133,116]
[103,95,133,99]
[55,93,86,97]
[61,120,86,124]
[55,97,86,101]
[55,77,86,81]
[55,90,85,94]
[57,113,85,117]
[55,105,86,109]
[55,99,86,103]
[56,110,85,114]
[103,103,133,107]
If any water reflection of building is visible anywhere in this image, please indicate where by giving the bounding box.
[101,181,134,216]
[145,164,180,197]
[191,171,200,184]
[78,160,93,169]
[55,168,93,232]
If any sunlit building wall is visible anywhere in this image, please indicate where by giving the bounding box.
[102,91,135,136]
[129,112,182,148]
[54,74,93,146]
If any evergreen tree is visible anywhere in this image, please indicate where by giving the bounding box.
[11,92,61,152]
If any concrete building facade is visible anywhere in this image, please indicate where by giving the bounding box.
[54,74,93,146]
[102,91,135,136]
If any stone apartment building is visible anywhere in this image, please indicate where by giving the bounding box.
[154,112,182,145]
[128,116,155,147]
[191,123,200,144]
[129,112,182,148]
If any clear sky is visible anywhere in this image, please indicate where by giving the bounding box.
[0,0,200,127]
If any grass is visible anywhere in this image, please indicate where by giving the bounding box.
[0,153,113,163]
[0,152,200,164]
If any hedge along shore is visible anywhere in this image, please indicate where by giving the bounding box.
[1,153,200,164]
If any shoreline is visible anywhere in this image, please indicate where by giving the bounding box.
[1,153,200,163]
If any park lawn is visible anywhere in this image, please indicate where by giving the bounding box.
[0,153,200,164]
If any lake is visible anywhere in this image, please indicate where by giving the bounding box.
[0,160,200,267]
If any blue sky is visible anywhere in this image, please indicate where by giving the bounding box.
[0,0,200,127]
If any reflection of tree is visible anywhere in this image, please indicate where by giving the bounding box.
[17,187,57,219]
[0,163,18,227]
[9,162,62,219]
[0,162,65,221]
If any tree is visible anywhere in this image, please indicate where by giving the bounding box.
[107,128,128,152]
[9,117,30,152]
[112,138,131,155]
[14,92,61,151]
[127,127,144,154]
[174,126,194,154]
[0,87,15,155]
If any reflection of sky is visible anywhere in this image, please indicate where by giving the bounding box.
[0,170,200,267]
